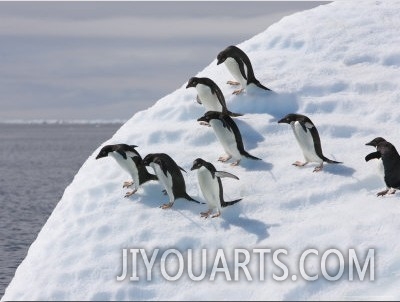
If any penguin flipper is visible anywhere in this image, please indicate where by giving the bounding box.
[221,198,242,208]
[179,166,187,173]
[215,171,239,180]
[365,151,381,162]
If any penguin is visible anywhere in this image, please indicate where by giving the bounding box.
[95,144,157,197]
[365,141,400,196]
[186,77,242,117]
[365,137,386,186]
[217,45,271,95]
[191,158,241,218]
[278,113,342,172]
[197,111,261,166]
[142,153,201,209]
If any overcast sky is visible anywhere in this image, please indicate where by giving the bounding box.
[0,1,329,121]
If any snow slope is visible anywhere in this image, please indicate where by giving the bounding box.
[3,1,400,300]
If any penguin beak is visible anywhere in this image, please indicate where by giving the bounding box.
[95,153,105,159]
[365,141,375,147]
[277,118,287,124]
[217,58,223,65]
[190,165,196,171]
[186,82,194,89]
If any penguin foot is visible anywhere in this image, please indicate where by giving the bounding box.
[211,211,221,218]
[160,202,174,209]
[313,164,323,173]
[124,189,137,198]
[200,210,212,218]
[227,80,240,86]
[292,161,308,167]
[218,155,232,162]
[230,160,241,166]
[232,88,244,95]
[377,188,396,197]
[123,181,134,188]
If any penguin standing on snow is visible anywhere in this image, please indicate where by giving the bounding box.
[278,113,342,172]
[217,45,271,95]
[191,158,241,218]
[365,140,400,196]
[95,144,157,197]
[365,137,386,185]
[142,153,201,209]
[197,111,261,166]
[186,77,242,117]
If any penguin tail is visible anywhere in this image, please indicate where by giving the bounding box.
[241,151,262,161]
[227,110,244,117]
[221,198,242,208]
[183,193,204,204]
[322,156,342,164]
[254,81,272,91]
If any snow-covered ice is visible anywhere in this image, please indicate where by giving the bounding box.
[3,1,400,300]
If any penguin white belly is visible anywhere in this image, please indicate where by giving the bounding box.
[196,84,223,112]
[150,163,174,202]
[210,120,242,161]
[377,158,386,186]
[197,167,220,210]
[292,122,322,163]
[224,57,247,88]
[111,153,140,189]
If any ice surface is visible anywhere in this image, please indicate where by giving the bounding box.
[3,1,400,300]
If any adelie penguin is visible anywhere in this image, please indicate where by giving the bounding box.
[197,111,261,166]
[365,137,386,187]
[186,77,242,118]
[217,45,271,95]
[191,158,241,218]
[365,140,400,196]
[142,153,201,209]
[95,144,157,197]
[278,113,342,172]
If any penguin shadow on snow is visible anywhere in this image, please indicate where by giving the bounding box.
[321,162,356,177]
[228,88,299,121]
[128,182,204,214]
[219,205,278,243]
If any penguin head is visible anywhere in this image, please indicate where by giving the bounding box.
[197,111,223,123]
[190,158,207,171]
[366,137,387,147]
[142,154,156,166]
[278,113,298,124]
[186,77,199,88]
[377,141,396,156]
[95,145,114,159]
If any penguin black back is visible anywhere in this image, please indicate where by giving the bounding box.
[377,141,400,189]
[143,153,199,203]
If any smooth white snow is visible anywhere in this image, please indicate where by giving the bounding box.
[3,1,400,300]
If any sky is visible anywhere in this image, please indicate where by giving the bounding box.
[0,1,329,121]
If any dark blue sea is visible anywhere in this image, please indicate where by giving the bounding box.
[0,123,122,298]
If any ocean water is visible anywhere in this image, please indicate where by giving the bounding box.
[0,123,122,298]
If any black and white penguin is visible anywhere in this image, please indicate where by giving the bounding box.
[95,144,157,197]
[197,111,261,166]
[217,45,271,95]
[365,140,400,196]
[186,77,242,117]
[142,153,201,209]
[191,158,241,218]
[278,113,342,172]
[365,137,386,185]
